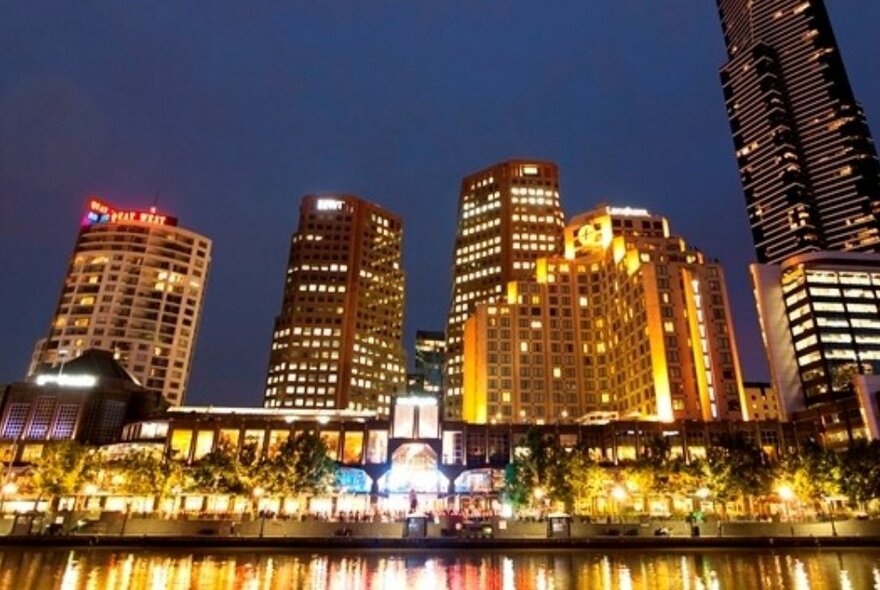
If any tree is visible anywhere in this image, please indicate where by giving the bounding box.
[702,433,774,518]
[189,443,250,495]
[254,431,336,498]
[504,428,560,510]
[777,441,842,509]
[564,452,606,515]
[503,459,535,512]
[29,441,100,511]
[840,441,880,509]
[106,449,185,510]
[501,429,594,514]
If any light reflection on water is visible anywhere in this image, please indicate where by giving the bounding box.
[0,548,879,589]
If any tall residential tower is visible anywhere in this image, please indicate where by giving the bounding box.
[717,0,880,263]
[444,160,565,418]
[29,198,212,405]
[264,194,406,415]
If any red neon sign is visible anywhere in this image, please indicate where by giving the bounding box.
[83,197,178,227]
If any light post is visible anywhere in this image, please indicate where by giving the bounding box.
[533,486,545,517]
[253,487,266,538]
[777,484,795,519]
[611,484,628,522]
[693,486,710,516]
[826,497,838,537]
[170,485,182,519]
[121,500,132,536]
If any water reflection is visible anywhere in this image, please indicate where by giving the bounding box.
[0,548,878,589]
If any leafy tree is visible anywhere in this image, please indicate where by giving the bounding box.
[502,430,600,514]
[503,459,535,512]
[189,443,250,495]
[564,452,606,515]
[254,431,336,497]
[29,441,100,510]
[777,441,842,507]
[501,429,558,512]
[702,433,774,517]
[840,441,880,509]
[106,450,185,509]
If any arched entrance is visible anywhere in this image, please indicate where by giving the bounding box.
[376,443,449,514]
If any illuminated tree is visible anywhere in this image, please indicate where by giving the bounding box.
[255,431,336,498]
[776,441,842,509]
[189,442,250,495]
[29,441,100,511]
[703,433,774,518]
[107,450,185,510]
[840,441,880,510]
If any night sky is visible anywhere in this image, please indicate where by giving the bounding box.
[2,2,878,407]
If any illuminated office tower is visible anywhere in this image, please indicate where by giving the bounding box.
[752,252,880,421]
[29,198,212,405]
[445,160,565,418]
[463,205,746,424]
[414,330,445,395]
[264,194,406,415]
[717,0,880,263]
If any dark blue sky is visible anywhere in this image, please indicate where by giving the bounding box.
[1,2,878,406]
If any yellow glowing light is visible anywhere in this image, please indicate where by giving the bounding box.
[777,485,795,501]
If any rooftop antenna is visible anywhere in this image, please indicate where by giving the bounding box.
[151,189,161,213]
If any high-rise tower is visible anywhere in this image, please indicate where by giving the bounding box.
[264,194,406,415]
[462,205,747,424]
[717,0,880,263]
[29,197,212,405]
[444,160,565,418]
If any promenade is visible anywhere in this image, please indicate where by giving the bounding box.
[2,515,880,549]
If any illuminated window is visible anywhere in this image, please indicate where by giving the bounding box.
[170,429,193,460]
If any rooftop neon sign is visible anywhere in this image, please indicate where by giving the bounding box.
[606,206,650,217]
[83,198,178,227]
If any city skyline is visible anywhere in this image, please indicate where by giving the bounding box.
[1,2,878,406]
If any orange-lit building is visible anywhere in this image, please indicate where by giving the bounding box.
[463,205,747,424]
[264,194,406,415]
[445,160,565,419]
[29,198,212,406]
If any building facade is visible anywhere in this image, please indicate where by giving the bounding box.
[752,251,880,423]
[120,395,808,516]
[29,198,211,406]
[2,349,167,462]
[445,160,565,418]
[264,195,406,415]
[742,382,782,421]
[716,0,880,263]
[414,330,445,396]
[463,206,747,424]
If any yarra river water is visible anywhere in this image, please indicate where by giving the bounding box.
[0,547,878,589]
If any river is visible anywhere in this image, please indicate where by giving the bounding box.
[0,547,877,589]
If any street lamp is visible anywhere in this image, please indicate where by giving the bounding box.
[825,496,838,537]
[777,484,795,522]
[121,500,132,536]
[611,484,628,522]
[253,487,266,538]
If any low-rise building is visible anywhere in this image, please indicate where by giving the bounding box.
[0,349,167,462]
